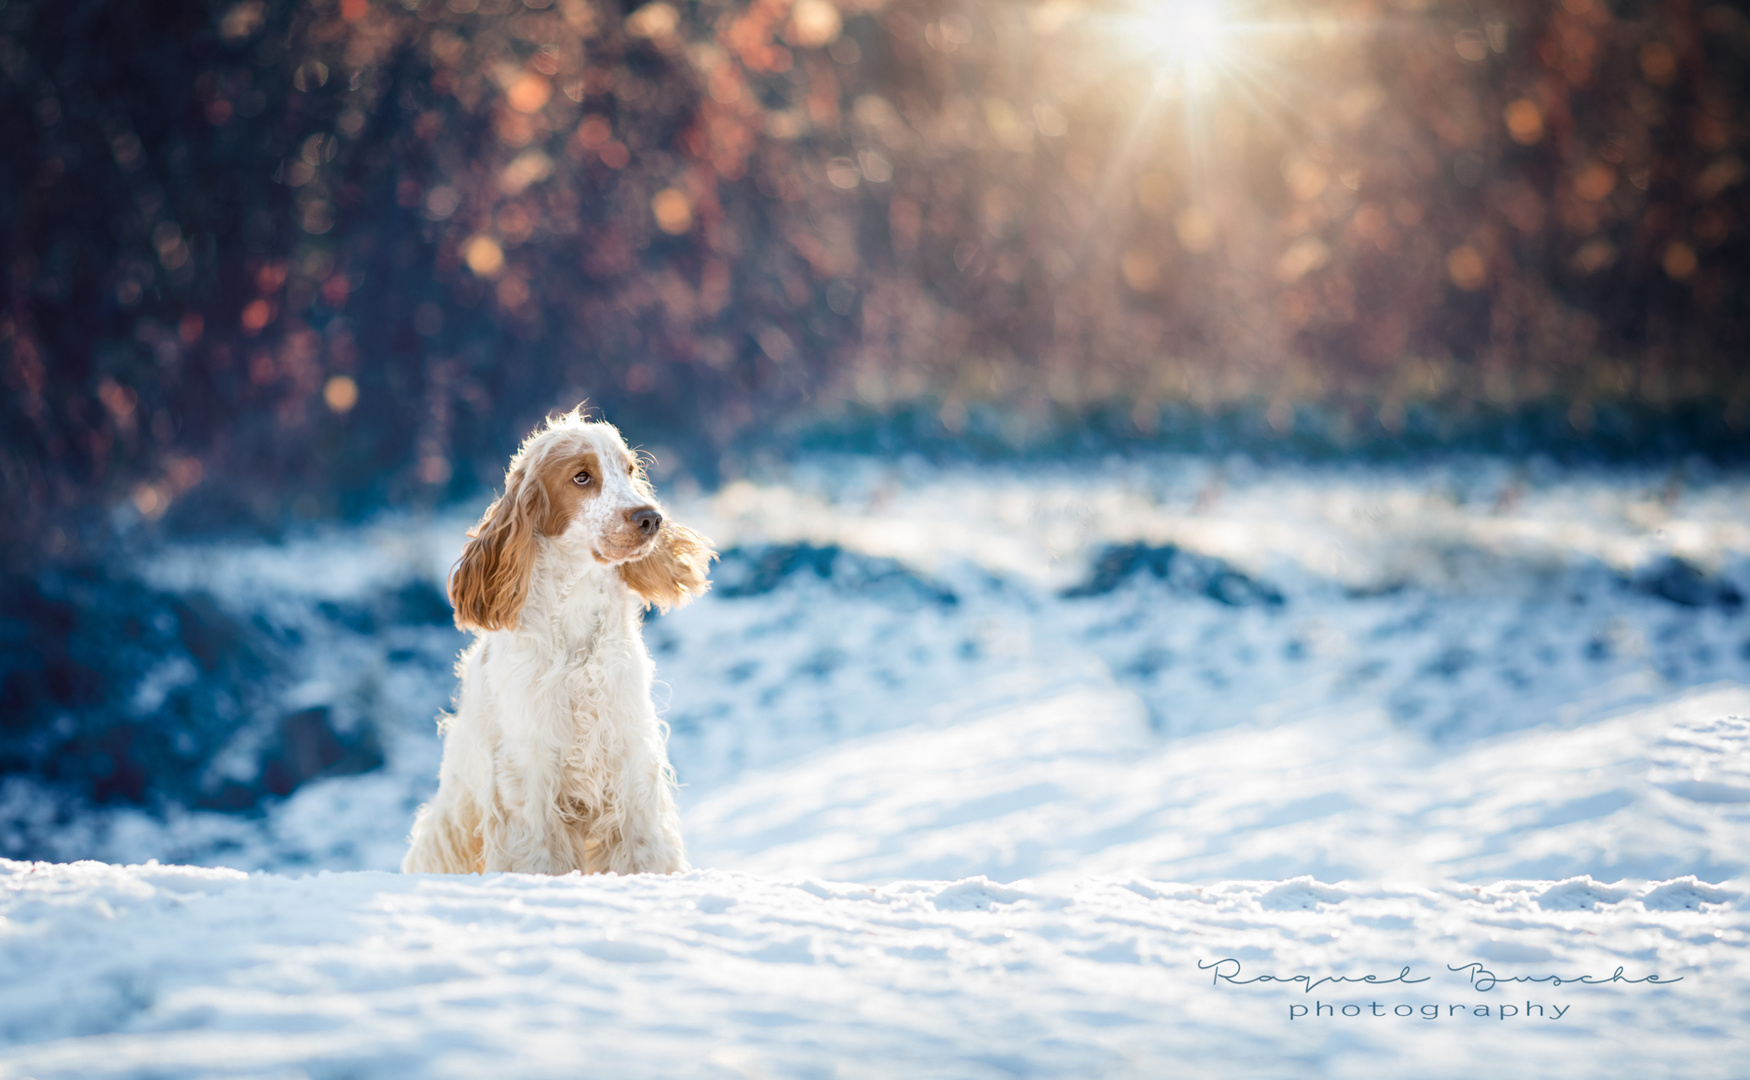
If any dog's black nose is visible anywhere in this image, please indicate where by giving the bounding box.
[630,507,662,536]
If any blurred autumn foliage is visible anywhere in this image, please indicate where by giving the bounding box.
[3,0,1748,567]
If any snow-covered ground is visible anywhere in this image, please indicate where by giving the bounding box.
[3,454,1748,1075]
[14,453,1744,876]
[688,683,1750,885]
[2,860,1742,1079]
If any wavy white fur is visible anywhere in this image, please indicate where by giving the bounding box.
[402,410,712,876]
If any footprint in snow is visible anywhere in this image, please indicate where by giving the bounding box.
[748,938,815,964]
[579,940,671,963]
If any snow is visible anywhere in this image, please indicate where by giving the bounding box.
[2,860,1742,1079]
[5,453,1748,1074]
[30,452,1739,878]
[685,683,1750,884]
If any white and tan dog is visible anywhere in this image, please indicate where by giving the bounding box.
[402,408,712,876]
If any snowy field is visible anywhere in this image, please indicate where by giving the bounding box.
[3,454,1748,1075]
[1,860,1742,1079]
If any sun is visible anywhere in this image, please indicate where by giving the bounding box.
[1139,0,1235,85]
[1162,1,1229,62]
[1060,0,1337,186]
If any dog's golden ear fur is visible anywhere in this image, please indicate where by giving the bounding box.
[619,523,716,613]
[450,464,548,632]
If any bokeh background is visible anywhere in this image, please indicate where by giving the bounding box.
[2,0,1748,865]
[7,0,1750,556]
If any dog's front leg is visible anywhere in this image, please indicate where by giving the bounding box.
[482,805,581,875]
[478,759,587,874]
[594,750,689,875]
[402,787,484,874]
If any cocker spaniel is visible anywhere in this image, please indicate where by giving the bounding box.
[402,408,713,876]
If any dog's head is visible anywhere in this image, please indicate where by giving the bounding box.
[449,408,715,632]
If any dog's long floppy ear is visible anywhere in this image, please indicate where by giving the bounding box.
[619,522,716,614]
[449,463,549,632]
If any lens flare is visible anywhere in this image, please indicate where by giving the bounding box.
[1162,1,1227,62]
[1136,0,1234,93]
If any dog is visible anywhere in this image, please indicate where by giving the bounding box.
[402,408,713,876]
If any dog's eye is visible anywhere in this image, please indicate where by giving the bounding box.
[572,470,592,486]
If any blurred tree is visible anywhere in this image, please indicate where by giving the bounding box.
[2,0,1746,570]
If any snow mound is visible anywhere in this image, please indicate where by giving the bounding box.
[1258,877,1350,911]
[1,860,1742,1080]
[1639,876,1740,912]
[686,684,1750,884]
[1533,876,1637,911]
[927,877,1036,911]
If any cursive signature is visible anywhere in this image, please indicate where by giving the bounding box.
[1448,963,1682,992]
[1199,958,1430,994]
